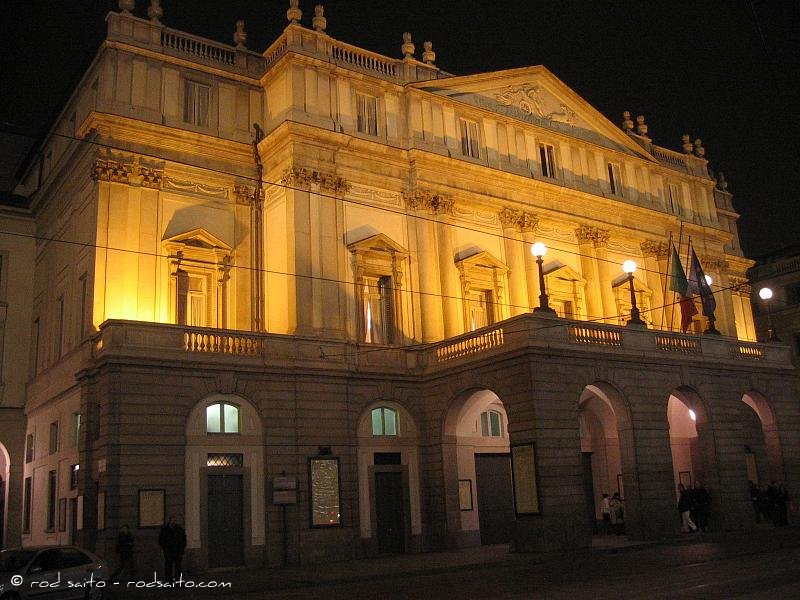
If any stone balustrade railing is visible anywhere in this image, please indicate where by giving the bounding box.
[434,326,504,363]
[161,29,236,66]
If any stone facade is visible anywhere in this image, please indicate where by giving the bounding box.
[5,1,797,571]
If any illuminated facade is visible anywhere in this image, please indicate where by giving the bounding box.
[6,1,798,570]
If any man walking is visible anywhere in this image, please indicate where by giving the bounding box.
[159,516,187,583]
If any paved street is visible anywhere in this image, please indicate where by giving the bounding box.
[104,528,800,599]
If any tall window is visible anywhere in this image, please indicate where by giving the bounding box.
[55,294,65,357]
[71,412,82,447]
[30,317,40,376]
[25,433,34,463]
[467,290,494,331]
[480,410,503,437]
[371,407,398,436]
[667,183,682,216]
[539,143,557,178]
[70,464,80,490]
[607,162,622,196]
[206,402,240,434]
[23,476,32,533]
[356,93,378,136]
[79,273,88,337]
[47,470,57,530]
[177,271,208,327]
[460,118,480,158]
[184,80,210,127]
[363,276,394,344]
[49,421,60,454]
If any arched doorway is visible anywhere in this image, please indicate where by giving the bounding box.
[667,388,708,494]
[444,389,512,546]
[741,391,784,487]
[185,394,264,569]
[357,401,421,554]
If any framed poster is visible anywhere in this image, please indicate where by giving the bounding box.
[309,457,341,527]
[511,443,540,515]
[679,471,692,489]
[459,479,473,511]
[138,489,165,528]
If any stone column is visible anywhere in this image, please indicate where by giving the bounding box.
[715,270,737,338]
[640,240,669,330]
[579,227,616,323]
[520,214,540,311]
[575,226,604,322]
[500,209,530,317]
[437,219,462,338]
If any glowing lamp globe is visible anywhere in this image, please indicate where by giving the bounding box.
[758,287,773,301]
[622,260,637,274]
[531,242,547,258]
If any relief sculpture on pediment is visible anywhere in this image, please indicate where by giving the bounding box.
[494,85,544,117]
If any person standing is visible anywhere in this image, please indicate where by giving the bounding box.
[692,482,711,532]
[609,492,625,536]
[159,516,187,583]
[677,483,697,533]
[110,524,136,582]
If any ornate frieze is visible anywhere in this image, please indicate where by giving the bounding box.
[92,154,163,189]
[403,189,454,215]
[729,275,752,296]
[640,240,670,260]
[575,225,610,247]
[162,177,228,199]
[233,184,264,205]
[700,256,728,272]
[280,166,351,195]
[498,208,538,232]
[495,85,544,117]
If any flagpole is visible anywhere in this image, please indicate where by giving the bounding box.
[660,231,673,332]
[671,222,685,332]
[685,235,693,332]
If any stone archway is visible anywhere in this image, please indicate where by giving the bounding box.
[667,388,708,494]
[442,388,512,548]
[742,390,785,487]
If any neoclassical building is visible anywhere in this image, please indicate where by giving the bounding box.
[4,0,798,571]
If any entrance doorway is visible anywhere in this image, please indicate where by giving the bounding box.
[581,452,597,533]
[474,453,514,544]
[375,471,405,553]
[207,474,243,568]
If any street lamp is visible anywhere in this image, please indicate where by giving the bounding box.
[622,260,645,327]
[758,287,779,342]
[531,242,556,315]
[703,275,720,335]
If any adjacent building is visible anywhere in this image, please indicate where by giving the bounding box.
[2,0,797,572]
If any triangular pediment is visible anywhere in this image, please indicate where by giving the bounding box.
[543,261,586,284]
[163,227,232,251]
[412,66,654,161]
[456,250,508,273]
[347,233,408,258]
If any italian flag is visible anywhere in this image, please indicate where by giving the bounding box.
[669,244,698,332]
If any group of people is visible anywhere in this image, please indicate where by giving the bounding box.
[600,492,625,535]
[677,481,711,533]
[110,516,187,584]
[750,481,790,526]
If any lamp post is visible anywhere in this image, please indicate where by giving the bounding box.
[622,260,645,327]
[758,287,779,342]
[703,275,720,335]
[531,242,556,315]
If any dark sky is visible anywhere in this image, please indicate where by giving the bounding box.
[2,0,798,257]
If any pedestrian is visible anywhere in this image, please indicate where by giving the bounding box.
[109,524,136,582]
[609,492,625,536]
[692,482,711,532]
[677,483,697,533]
[600,493,612,535]
[158,516,187,583]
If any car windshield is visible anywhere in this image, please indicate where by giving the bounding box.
[0,550,37,572]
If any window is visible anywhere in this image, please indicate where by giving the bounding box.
[177,271,208,327]
[70,412,82,447]
[480,410,504,437]
[47,470,57,530]
[30,317,40,376]
[539,142,557,178]
[184,80,210,126]
[785,284,800,307]
[49,421,60,454]
[206,402,240,434]
[608,162,622,196]
[467,290,494,331]
[55,294,65,357]
[363,276,394,344]
[206,453,244,467]
[460,118,480,158]
[79,273,88,337]
[667,183,682,216]
[70,464,80,490]
[356,93,378,136]
[25,433,34,463]
[23,477,32,533]
[371,407,398,436]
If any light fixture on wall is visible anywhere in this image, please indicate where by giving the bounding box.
[531,242,556,315]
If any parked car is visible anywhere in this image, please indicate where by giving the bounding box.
[0,546,109,599]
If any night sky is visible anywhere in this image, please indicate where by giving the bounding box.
[2,0,798,257]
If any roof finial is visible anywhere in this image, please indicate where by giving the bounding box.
[233,20,247,48]
[147,0,163,24]
[622,111,634,132]
[693,138,705,158]
[287,0,302,24]
[717,172,728,192]
[401,32,415,58]
[681,134,693,153]
[422,41,436,65]
[119,0,135,14]
[636,115,648,136]
[313,5,327,32]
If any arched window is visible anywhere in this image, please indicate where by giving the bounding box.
[371,407,398,436]
[480,410,503,437]
[206,402,239,434]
